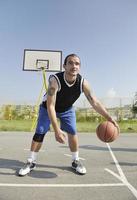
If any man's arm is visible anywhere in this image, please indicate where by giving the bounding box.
[47,76,66,143]
[83,79,118,126]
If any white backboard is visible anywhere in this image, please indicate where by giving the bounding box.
[23,49,62,72]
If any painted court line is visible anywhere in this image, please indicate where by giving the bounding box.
[0,141,136,198]
[106,143,137,199]
[0,183,125,188]
[106,143,127,182]
[105,168,123,182]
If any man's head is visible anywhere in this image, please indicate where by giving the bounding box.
[63,54,81,76]
[64,54,81,65]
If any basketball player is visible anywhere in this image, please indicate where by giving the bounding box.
[18,54,117,176]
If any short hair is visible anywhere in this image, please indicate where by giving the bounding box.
[64,54,80,65]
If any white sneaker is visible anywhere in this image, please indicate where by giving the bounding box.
[71,160,86,175]
[18,159,36,176]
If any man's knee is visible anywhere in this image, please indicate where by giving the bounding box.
[33,133,45,143]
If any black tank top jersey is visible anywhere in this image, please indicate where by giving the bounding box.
[42,72,84,113]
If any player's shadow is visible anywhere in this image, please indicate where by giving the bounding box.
[37,163,77,175]
[27,168,57,179]
[0,158,74,179]
[26,163,75,179]
[0,158,24,176]
[111,162,137,167]
[78,145,137,153]
[0,158,58,178]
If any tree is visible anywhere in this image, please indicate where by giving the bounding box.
[132,92,137,118]
[3,105,12,120]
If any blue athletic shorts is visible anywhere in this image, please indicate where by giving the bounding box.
[35,104,77,135]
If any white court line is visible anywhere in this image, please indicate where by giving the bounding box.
[106,143,127,182]
[105,168,123,182]
[0,143,136,195]
[106,168,137,199]
[64,154,85,161]
[106,143,137,199]
[0,183,125,187]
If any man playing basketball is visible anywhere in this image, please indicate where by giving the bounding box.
[18,54,117,176]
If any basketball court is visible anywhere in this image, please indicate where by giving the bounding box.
[0,131,137,200]
[0,49,136,199]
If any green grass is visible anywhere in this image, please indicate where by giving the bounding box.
[0,120,33,131]
[0,119,137,133]
[77,121,99,132]
[118,120,137,133]
[77,121,137,133]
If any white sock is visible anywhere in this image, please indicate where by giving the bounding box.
[72,151,79,161]
[28,151,38,162]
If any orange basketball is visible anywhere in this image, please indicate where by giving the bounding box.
[96,121,119,143]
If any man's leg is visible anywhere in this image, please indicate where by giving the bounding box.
[67,134,79,161]
[31,140,42,152]
[18,105,50,176]
[28,133,46,162]
[67,134,78,152]
[58,107,86,175]
[67,133,86,175]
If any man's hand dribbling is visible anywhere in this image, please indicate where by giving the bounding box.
[55,130,66,144]
[108,117,120,133]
